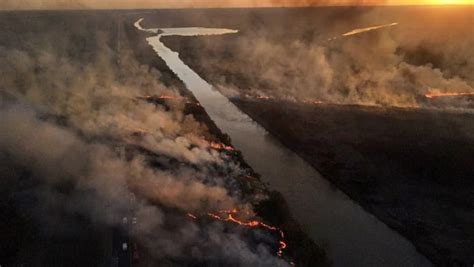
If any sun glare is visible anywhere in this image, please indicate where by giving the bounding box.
[432,0,473,4]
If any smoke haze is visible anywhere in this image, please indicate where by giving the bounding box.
[2,0,470,10]
[161,6,474,109]
[0,14,289,266]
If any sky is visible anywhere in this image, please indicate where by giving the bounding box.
[1,0,472,10]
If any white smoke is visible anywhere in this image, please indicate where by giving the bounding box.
[162,7,474,109]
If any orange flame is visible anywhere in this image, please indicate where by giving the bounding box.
[188,209,289,259]
[425,92,474,99]
[209,142,235,152]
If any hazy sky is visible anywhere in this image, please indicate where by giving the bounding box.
[1,0,472,10]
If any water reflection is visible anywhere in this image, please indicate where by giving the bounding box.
[134,19,431,267]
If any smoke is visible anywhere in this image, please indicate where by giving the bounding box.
[0,0,395,10]
[163,6,474,109]
[268,0,390,6]
[0,16,288,265]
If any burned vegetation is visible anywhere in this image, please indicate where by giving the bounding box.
[0,11,327,267]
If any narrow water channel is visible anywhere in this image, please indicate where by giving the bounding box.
[134,19,432,267]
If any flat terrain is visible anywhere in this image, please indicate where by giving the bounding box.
[155,6,474,266]
[233,99,474,266]
[0,10,327,266]
[124,16,328,266]
[2,7,473,266]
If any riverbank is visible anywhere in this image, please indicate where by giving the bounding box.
[156,7,474,265]
[232,98,474,266]
[124,15,330,266]
[131,15,435,267]
[0,11,327,266]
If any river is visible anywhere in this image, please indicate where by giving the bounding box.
[134,18,431,267]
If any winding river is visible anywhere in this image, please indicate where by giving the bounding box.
[134,19,431,267]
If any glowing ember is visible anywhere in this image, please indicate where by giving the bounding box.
[188,209,289,259]
[425,92,474,99]
[209,142,235,151]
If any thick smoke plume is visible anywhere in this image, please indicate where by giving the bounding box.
[0,22,288,266]
[164,7,474,109]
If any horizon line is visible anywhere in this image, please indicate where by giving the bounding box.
[1,4,472,12]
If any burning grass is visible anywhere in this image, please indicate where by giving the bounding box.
[424,92,474,99]
[0,10,329,266]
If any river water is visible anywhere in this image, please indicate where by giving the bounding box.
[134,19,431,267]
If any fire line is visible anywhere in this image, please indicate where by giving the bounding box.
[187,209,289,259]
[425,92,474,98]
